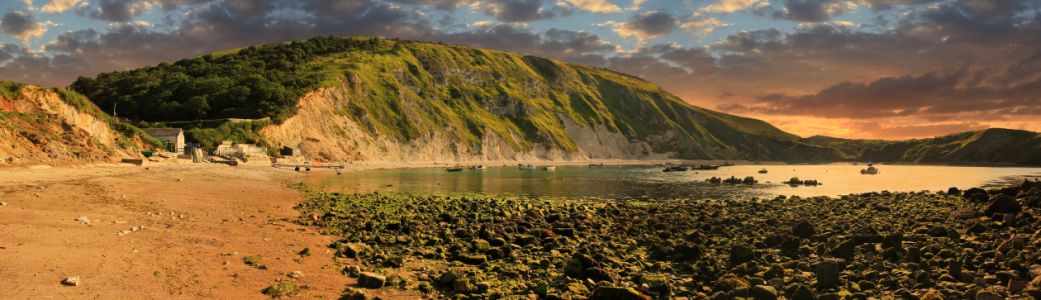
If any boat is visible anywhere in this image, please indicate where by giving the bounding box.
[542,166,555,171]
[758,168,768,174]
[474,165,487,171]
[692,165,720,170]
[588,163,604,167]
[860,163,879,175]
[662,166,689,172]
[446,167,464,172]
[519,164,535,170]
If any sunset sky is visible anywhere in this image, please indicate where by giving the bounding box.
[1,0,1038,140]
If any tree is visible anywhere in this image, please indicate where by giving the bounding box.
[184,96,210,120]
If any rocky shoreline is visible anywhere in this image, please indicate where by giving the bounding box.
[293,180,1041,300]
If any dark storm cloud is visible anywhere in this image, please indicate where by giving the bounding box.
[474,0,572,23]
[0,11,45,41]
[756,0,853,22]
[615,10,677,41]
[383,0,470,10]
[76,0,152,22]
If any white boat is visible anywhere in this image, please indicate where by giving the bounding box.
[542,166,555,171]
[860,163,878,174]
[474,165,487,171]
[519,164,535,170]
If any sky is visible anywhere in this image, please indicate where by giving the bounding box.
[0,0,1039,140]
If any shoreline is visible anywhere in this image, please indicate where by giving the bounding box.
[1,161,1039,299]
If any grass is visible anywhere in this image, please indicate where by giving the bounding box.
[243,255,263,266]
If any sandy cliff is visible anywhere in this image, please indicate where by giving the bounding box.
[0,83,153,165]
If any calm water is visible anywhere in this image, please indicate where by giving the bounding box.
[306,164,1041,201]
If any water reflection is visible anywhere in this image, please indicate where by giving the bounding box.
[306,164,1041,200]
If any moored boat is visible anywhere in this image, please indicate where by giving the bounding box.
[692,165,720,170]
[519,164,535,170]
[474,165,487,171]
[758,168,768,174]
[446,167,464,172]
[663,166,689,172]
[861,163,879,174]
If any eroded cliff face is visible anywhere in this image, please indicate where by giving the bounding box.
[0,85,148,164]
[260,84,688,163]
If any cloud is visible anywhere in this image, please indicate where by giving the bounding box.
[680,17,727,36]
[613,10,678,41]
[435,24,618,67]
[40,0,85,13]
[0,11,47,41]
[382,0,472,10]
[76,0,153,22]
[471,0,573,22]
[472,20,495,26]
[702,0,766,13]
[562,0,621,13]
[756,0,858,22]
[20,0,36,11]
[628,0,651,10]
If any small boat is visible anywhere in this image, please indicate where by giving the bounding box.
[860,163,878,175]
[542,166,555,171]
[588,163,604,167]
[474,165,487,171]
[758,168,768,174]
[446,167,464,172]
[663,166,689,172]
[692,165,720,170]
[519,164,535,170]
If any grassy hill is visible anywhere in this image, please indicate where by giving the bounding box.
[801,128,1041,165]
[65,36,1041,164]
[69,36,833,160]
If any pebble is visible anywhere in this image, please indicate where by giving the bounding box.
[75,216,90,225]
[0,202,6,206]
[288,271,304,279]
[61,276,80,286]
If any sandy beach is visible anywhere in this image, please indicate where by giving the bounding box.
[0,161,372,299]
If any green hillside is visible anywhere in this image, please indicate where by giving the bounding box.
[69,36,829,160]
[802,128,1041,165]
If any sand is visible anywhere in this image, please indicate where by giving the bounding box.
[0,161,364,299]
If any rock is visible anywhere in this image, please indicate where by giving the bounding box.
[358,272,386,289]
[792,220,816,238]
[730,244,754,264]
[476,282,491,292]
[587,287,651,300]
[790,284,817,300]
[75,216,90,225]
[1025,288,1041,299]
[829,239,855,260]
[349,289,371,300]
[338,243,372,258]
[62,276,80,286]
[639,274,670,297]
[564,256,585,277]
[984,194,1022,217]
[0,201,6,206]
[454,279,473,293]
[816,260,841,288]
[288,271,304,279]
[927,225,948,237]
[858,280,876,290]
[752,285,777,300]
[1010,279,1027,293]
[881,231,903,249]
[975,290,1002,300]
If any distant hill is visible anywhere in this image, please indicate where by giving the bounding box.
[0,81,160,165]
[801,128,1041,165]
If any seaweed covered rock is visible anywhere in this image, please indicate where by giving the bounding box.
[588,287,651,300]
[730,244,754,264]
[792,220,816,238]
[358,272,386,289]
[984,194,1021,217]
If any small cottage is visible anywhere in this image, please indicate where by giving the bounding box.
[140,128,185,153]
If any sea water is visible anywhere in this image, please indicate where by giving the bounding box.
[307,164,1041,201]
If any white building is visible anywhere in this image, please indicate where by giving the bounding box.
[140,128,185,153]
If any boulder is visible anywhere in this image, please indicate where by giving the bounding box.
[829,239,855,260]
[790,284,818,300]
[975,290,1002,300]
[338,243,372,258]
[752,285,777,300]
[984,194,1021,217]
[792,220,816,238]
[62,276,81,286]
[816,260,842,288]
[587,287,651,300]
[730,244,755,264]
[359,272,386,289]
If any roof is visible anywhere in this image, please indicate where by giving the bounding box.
[140,128,183,137]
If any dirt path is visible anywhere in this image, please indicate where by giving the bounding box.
[0,163,356,299]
